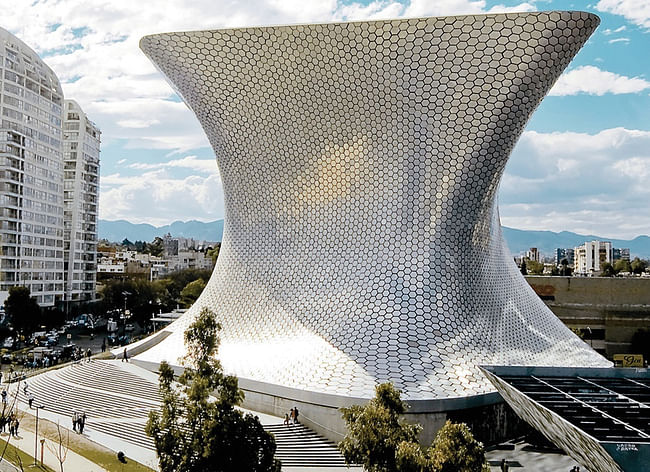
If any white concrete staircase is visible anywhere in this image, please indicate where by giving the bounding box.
[15,360,351,469]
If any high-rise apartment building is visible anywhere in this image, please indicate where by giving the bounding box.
[525,247,541,263]
[63,100,100,302]
[0,28,65,306]
[574,240,612,275]
[554,248,575,266]
[0,28,99,308]
[612,247,630,262]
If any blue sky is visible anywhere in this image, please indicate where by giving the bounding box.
[2,0,649,238]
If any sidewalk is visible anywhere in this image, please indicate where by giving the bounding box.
[0,428,107,472]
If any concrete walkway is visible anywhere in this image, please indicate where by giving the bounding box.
[0,427,107,471]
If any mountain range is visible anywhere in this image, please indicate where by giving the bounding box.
[98,219,650,259]
[99,219,224,243]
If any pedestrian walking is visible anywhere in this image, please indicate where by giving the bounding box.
[101,340,106,353]
[293,406,299,424]
[122,348,128,363]
[72,412,78,432]
[0,371,3,384]
[284,413,290,426]
[501,459,509,472]
[22,382,28,395]
[86,348,92,363]
[0,417,6,433]
[28,394,34,409]
[1,390,6,404]
[79,413,87,434]
[12,418,18,437]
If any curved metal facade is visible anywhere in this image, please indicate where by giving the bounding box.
[137,12,610,401]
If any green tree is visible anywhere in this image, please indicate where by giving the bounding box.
[526,260,544,275]
[339,383,421,472]
[428,421,490,472]
[207,243,221,264]
[163,268,213,303]
[4,286,41,335]
[339,384,489,472]
[180,279,207,307]
[146,307,281,472]
[614,259,632,274]
[600,262,615,277]
[631,257,648,275]
[100,278,168,325]
[146,236,165,257]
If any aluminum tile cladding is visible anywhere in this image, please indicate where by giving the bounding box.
[136,12,611,401]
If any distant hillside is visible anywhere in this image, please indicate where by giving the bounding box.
[99,219,224,243]
[98,219,650,258]
[502,227,650,259]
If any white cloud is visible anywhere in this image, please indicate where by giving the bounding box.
[596,0,650,29]
[608,37,630,44]
[100,170,224,225]
[602,25,627,35]
[500,128,650,239]
[128,155,216,174]
[549,66,650,96]
[403,0,534,16]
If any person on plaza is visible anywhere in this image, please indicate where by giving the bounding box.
[122,348,129,363]
[289,408,294,424]
[28,394,34,409]
[72,412,78,432]
[500,459,509,471]
[23,382,28,395]
[101,340,106,353]
[283,413,290,426]
[293,406,299,424]
[12,417,18,437]
[79,412,87,434]
[1,390,6,405]
[0,371,3,384]
[0,416,6,434]
[86,348,92,363]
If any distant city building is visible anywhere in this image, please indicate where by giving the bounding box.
[554,248,575,266]
[526,247,541,263]
[574,240,612,275]
[612,247,630,262]
[162,233,216,257]
[0,27,65,306]
[98,242,214,280]
[63,100,100,302]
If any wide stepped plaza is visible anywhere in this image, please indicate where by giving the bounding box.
[14,360,351,470]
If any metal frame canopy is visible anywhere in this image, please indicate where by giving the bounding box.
[482,365,650,472]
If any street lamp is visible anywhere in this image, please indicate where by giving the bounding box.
[34,404,45,466]
[121,291,131,318]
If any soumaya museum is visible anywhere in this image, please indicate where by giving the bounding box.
[1,7,648,472]
[130,10,646,472]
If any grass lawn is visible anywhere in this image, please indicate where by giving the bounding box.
[0,439,54,471]
[21,413,155,472]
